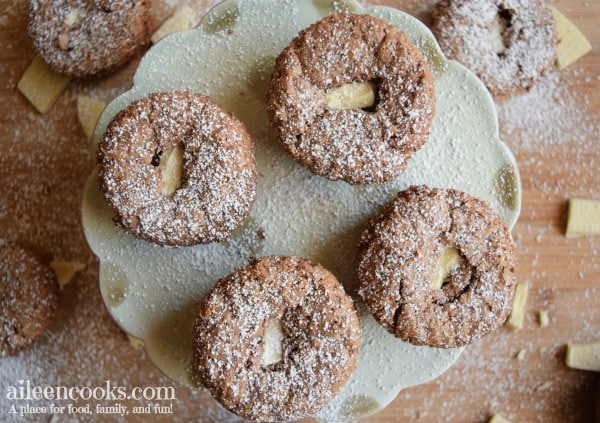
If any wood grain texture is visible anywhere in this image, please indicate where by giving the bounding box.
[0,0,598,422]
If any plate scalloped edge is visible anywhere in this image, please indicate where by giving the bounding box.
[82,0,521,421]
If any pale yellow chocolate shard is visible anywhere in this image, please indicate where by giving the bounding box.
[551,7,592,69]
[159,145,184,196]
[18,56,71,114]
[77,95,106,139]
[538,310,550,327]
[489,13,508,55]
[565,340,600,371]
[50,260,86,290]
[127,334,144,348]
[65,8,86,27]
[506,283,528,330]
[489,414,512,423]
[535,381,553,391]
[515,349,526,361]
[151,7,193,44]
[565,198,600,238]
[325,81,376,110]
[432,247,460,290]
[262,318,284,367]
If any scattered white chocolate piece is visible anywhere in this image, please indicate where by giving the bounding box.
[262,318,284,367]
[506,283,528,331]
[489,413,512,423]
[127,334,144,348]
[516,349,526,361]
[565,340,600,371]
[535,381,553,391]
[551,7,592,69]
[18,56,70,114]
[565,198,600,238]
[538,310,550,327]
[77,95,106,140]
[159,145,184,196]
[151,7,193,43]
[50,260,86,290]
[432,247,460,290]
[325,81,376,110]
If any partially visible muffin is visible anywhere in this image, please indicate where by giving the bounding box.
[431,0,557,96]
[1,239,59,357]
[28,0,151,78]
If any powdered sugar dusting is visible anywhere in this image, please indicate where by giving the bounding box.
[358,186,517,349]
[267,12,435,184]
[28,0,151,78]
[97,91,256,247]
[431,0,557,96]
[6,0,595,421]
[194,256,360,421]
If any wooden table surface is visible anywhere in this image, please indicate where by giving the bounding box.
[0,0,598,422]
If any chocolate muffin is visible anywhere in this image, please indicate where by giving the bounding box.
[97,91,257,247]
[267,12,435,184]
[358,185,517,348]
[28,0,151,78]
[193,255,360,421]
[1,239,60,357]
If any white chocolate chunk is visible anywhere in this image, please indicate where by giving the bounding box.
[18,56,71,114]
[565,340,600,371]
[325,81,376,110]
[535,381,553,391]
[50,260,86,290]
[431,247,460,290]
[151,7,193,43]
[65,8,86,27]
[489,414,512,423]
[506,283,528,330]
[127,334,144,348]
[262,318,284,367]
[77,95,106,140]
[538,310,550,327]
[159,145,184,196]
[489,13,508,54]
[551,7,592,69]
[515,349,526,361]
[565,198,600,238]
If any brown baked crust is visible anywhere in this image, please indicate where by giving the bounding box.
[430,0,557,96]
[358,185,517,348]
[28,0,151,79]
[97,91,257,247]
[1,239,59,358]
[267,12,435,185]
[193,255,360,421]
